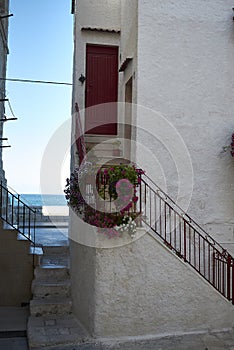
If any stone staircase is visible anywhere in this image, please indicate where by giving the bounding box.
[27,245,89,350]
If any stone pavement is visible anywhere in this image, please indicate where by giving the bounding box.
[99,328,234,350]
[1,222,233,350]
[0,337,29,350]
[33,328,234,350]
[1,328,234,350]
[0,306,29,350]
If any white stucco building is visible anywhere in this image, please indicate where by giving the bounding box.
[69,0,234,342]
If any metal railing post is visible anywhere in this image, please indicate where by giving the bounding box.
[231,257,234,305]
[17,194,20,229]
[183,221,187,262]
[227,254,231,301]
[139,173,234,304]
[0,181,2,217]
[0,183,36,245]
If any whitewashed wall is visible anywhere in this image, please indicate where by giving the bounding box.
[136,0,234,249]
[70,231,234,338]
[71,0,121,164]
[119,0,138,160]
[76,0,120,30]
[70,0,234,340]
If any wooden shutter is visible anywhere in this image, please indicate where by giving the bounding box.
[85,45,118,135]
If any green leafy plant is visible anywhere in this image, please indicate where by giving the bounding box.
[97,164,139,200]
[65,164,144,239]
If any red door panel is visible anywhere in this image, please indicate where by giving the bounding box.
[85,45,118,135]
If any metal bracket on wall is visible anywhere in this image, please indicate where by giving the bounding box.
[0,116,17,122]
[79,74,86,84]
[0,138,10,148]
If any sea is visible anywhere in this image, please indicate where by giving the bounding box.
[21,194,69,216]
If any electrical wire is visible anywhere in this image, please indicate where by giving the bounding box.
[7,99,16,118]
[0,77,72,86]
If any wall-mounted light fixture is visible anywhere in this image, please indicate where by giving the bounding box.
[79,74,86,84]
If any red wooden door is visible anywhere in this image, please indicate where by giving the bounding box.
[85,45,118,135]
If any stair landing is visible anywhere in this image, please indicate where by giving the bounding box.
[27,314,88,349]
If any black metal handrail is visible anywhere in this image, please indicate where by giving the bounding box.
[0,182,36,244]
[138,173,234,304]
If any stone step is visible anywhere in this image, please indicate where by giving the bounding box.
[41,255,70,268]
[30,246,44,256]
[43,245,69,256]
[30,298,72,317]
[32,280,71,299]
[27,314,88,349]
[34,266,70,282]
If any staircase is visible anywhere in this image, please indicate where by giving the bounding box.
[137,173,234,305]
[0,183,44,305]
[82,167,234,305]
[27,245,88,349]
[0,182,37,245]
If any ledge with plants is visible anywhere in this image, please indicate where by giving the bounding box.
[65,164,144,238]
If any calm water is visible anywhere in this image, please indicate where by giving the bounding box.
[21,194,68,216]
[21,194,67,207]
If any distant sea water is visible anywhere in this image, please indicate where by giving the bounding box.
[21,194,68,216]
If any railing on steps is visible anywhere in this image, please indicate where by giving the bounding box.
[72,165,234,304]
[138,173,234,305]
[0,182,36,244]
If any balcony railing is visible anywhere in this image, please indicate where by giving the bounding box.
[0,182,36,244]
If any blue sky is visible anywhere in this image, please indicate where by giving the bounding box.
[3,0,73,193]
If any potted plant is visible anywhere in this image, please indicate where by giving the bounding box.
[65,164,144,239]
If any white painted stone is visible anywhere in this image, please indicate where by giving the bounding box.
[77,0,120,31]
[34,266,70,282]
[70,0,234,340]
[70,231,234,338]
[32,279,71,299]
[27,314,88,349]
[30,298,72,317]
[136,0,234,237]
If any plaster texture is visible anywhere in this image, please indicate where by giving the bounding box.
[136,0,234,242]
[70,229,234,338]
[120,0,137,63]
[70,0,234,341]
[0,225,33,306]
[72,0,120,114]
[76,0,120,31]
[71,1,121,169]
[72,0,138,164]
